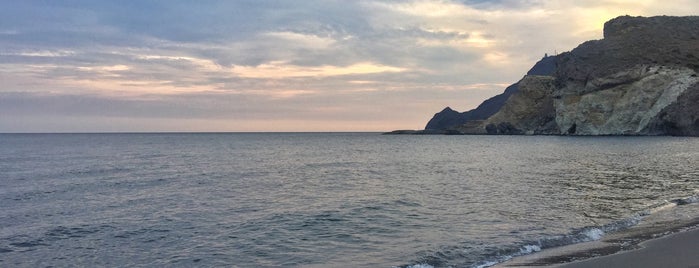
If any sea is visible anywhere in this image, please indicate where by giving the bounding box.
[1,133,698,267]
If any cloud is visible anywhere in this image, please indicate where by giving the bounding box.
[2,0,699,131]
[263,31,339,49]
[0,50,76,57]
[230,61,407,79]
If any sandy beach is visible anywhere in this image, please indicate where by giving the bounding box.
[497,226,699,268]
[557,227,699,268]
[497,202,699,268]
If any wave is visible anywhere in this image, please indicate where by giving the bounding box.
[403,192,699,268]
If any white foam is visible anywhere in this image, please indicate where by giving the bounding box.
[583,228,604,241]
[405,264,435,268]
[519,244,542,254]
[472,244,543,268]
[475,260,499,268]
[407,193,699,268]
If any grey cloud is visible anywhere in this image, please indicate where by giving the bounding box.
[0,88,452,123]
[457,0,544,10]
[1,0,490,72]
[3,0,644,131]
[0,92,257,119]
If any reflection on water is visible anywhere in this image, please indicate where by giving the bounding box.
[0,133,697,267]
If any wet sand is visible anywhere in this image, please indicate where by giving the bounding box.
[557,227,699,268]
[496,202,699,268]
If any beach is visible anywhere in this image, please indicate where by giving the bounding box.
[498,202,699,268]
[557,227,699,268]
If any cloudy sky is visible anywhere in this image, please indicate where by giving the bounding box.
[1,0,697,132]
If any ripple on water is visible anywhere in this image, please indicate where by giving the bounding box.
[1,134,698,267]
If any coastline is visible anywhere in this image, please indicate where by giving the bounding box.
[494,202,699,268]
[556,227,699,268]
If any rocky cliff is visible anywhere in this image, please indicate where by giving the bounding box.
[420,15,699,136]
[425,56,556,130]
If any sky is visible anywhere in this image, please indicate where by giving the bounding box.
[1,0,698,132]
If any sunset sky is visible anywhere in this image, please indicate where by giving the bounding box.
[2,0,698,132]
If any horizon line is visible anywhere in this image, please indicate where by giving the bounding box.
[0,131,387,134]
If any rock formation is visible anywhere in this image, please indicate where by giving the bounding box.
[477,75,558,135]
[424,56,556,130]
[405,15,699,136]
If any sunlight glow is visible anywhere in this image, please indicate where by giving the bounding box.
[231,61,407,79]
[377,0,470,18]
[77,65,130,72]
[137,55,222,71]
[264,31,338,49]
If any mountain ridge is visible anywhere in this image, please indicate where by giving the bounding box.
[388,15,699,136]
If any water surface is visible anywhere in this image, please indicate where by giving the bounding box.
[1,133,697,267]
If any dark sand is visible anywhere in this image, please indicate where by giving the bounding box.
[497,203,699,268]
[557,227,699,268]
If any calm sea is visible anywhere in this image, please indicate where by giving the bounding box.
[1,133,698,267]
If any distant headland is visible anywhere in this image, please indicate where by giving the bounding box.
[387,15,699,136]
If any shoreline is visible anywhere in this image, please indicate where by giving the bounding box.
[556,227,699,268]
[495,202,699,267]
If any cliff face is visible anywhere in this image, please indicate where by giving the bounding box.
[553,65,698,135]
[428,15,699,136]
[475,75,558,135]
[424,56,555,130]
[644,82,699,136]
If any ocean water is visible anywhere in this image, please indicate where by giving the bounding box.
[1,133,698,267]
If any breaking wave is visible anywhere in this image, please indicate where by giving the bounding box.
[406,192,699,268]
